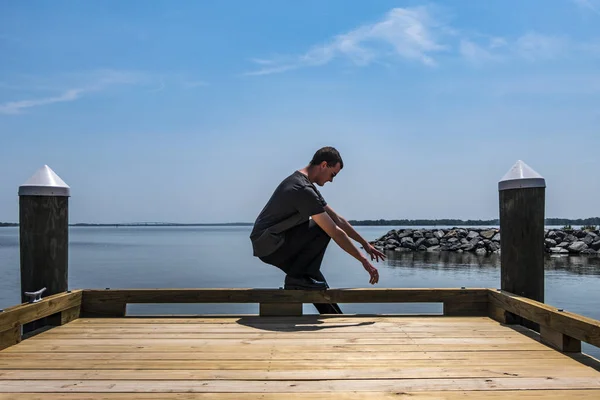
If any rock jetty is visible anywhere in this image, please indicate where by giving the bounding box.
[371,228,600,255]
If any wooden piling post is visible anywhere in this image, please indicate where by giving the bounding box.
[18,165,70,334]
[498,160,545,330]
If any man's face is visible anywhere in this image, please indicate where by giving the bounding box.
[316,162,341,186]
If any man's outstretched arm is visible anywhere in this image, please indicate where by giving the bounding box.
[325,205,386,262]
[311,211,379,285]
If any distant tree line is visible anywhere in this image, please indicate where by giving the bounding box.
[348,218,600,226]
[347,219,500,226]
[1,218,599,227]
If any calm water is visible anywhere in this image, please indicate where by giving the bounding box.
[1,225,599,357]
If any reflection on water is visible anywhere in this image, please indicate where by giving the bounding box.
[386,250,600,276]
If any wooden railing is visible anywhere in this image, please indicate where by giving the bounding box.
[0,290,82,350]
[1,288,599,355]
[81,288,489,318]
[488,289,600,353]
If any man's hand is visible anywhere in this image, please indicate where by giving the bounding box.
[364,243,386,263]
[362,259,379,285]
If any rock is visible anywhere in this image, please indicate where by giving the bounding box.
[582,235,595,245]
[427,245,441,252]
[477,241,485,248]
[481,229,496,239]
[444,230,457,238]
[426,238,439,246]
[425,231,434,239]
[386,239,400,246]
[557,241,570,248]
[385,244,396,251]
[492,233,501,242]
[457,229,469,238]
[467,231,480,240]
[549,247,569,254]
[418,245,427,251]
[457,249,464,253]
[566,234,577,242]
[547,231,557,239]
[580,249,598,255]
[475,248,487,255]
[591,241,600,251]
[415,238,426,248]
[574,230,588,239]
[397,230,412,239]
[433,230,445,240]
[487,242,500,252]
[395,247,412,252]
[554,231,566,240]
[401,236,414,245]
[413,231,424,239]
[447,238,459,245]
[402,241,417,250]
[568,241,588,253]
[460,238,469,245]
[545,238,557,247]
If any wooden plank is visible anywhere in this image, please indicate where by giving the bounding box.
[21,336,538,345]
[0,350,563,361]
[259,303,302,316]
[82,288,489,305]
[488,290,600,347]
[0,327,20,351]
[81,297,126,318]
[443,302,488,317]
[3,343,551,352]
[67,316,498,324]
[1,356,587,369]
[59,306,81,325]
[33,331,532,339]
[541,325,582,353]
[2,391,600,400]
[1,377,600,392]
[0,291,82,332]
[1,365,598,379]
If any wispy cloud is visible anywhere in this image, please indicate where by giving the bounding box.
[243,6,448,76]
[460,32,571,65]
[460,39,505,65]
[516,32,567,61]
[0,70,147,115]
[0,89,84,114]
[571,0,600,15]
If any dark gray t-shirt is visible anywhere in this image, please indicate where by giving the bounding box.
[250,171,327,257]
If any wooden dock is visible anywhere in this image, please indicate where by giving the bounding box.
[1,288,600,398]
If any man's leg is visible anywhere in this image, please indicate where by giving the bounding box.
[311,269,343,314]
[260,219,330,280]
[260,220,342,313]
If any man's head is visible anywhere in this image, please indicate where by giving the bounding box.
[308,146,343,186]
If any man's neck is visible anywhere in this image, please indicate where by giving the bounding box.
[298,166,317,184]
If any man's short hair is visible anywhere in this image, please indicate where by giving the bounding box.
[310,146,344,169]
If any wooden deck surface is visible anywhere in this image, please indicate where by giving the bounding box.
[1,315,600,399]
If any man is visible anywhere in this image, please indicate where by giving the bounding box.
[250,147,385,302]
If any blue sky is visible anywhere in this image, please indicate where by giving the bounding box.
[1,0,599,224]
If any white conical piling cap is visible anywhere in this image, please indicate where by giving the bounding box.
[18,165,71,197]
[498,160,546,191]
